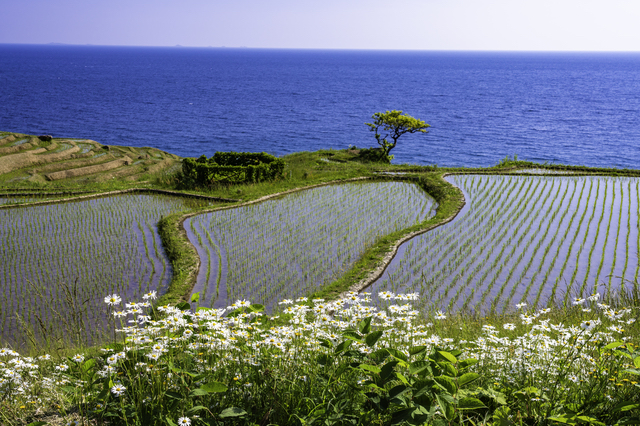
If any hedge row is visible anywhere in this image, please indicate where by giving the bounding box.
[180,152,285,188]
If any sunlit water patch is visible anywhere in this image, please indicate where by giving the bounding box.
[0,194,208,348]
[369,175,640,314]
[185,181,437,311]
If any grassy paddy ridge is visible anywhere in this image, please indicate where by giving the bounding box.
[0,131,639,425]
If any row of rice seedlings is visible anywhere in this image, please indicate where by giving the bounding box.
[0,194,200,349]
[369,175,640,314]
[185,181,437,311]
[375,175,533,305]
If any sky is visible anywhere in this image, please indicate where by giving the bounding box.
[1,0,639,51]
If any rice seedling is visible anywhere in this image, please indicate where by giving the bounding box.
[0,194,210,350]
[369,175,640,314]
[185,181,436,311]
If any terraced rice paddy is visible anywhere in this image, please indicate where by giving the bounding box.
[185,181,436,310]
[370,175,640,313]
[0,194,210,348]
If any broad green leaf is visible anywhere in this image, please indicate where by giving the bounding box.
[434,376,457,394]
[458,358,479,369]
[249,304,265,313]
[458,372,480,387]
[457,397,486,410]
[175,302,190,311]
[396,372,409,386]
[381,360,397,382]
[166,417,178,426]
[389,384,410,399]
[82,358,96,372]
[318,338,332,349]
[409,360,431,376]
[436,351,457,364]
[413,378,435,398]
[409,345,427,356]
[190,292,200,303]
[359,364,381,375]
[219,407,247,418]
[359,316,372,335]
[614,401,640,412]
[635,357,640,369]
[436,393,455,420]
[387,348,408,363]
[201,381,227,393]
[190,388,209,396]
[335,339,352,354]
[441,362,458,377]
[370,348,390,363]
[187,405,208,414]
[343,330,363,343]
[576,415,605,425]
[604,341,624,350]
[365,330,383,348]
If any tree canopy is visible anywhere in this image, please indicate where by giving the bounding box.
[365,110,430,161]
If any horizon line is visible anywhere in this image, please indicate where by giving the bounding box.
[1,42,640,54]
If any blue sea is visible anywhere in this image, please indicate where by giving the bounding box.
[1,44,639,167]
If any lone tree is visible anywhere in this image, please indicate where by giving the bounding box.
[365,110,430,161]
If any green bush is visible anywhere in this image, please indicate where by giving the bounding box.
[180,152,285,188]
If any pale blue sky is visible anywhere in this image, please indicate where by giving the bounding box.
[1,0,639,51]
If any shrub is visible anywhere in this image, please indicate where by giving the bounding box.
[180,152,285,188]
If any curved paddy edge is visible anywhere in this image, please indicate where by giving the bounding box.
[156,177,372,306]
[312,173,466,300]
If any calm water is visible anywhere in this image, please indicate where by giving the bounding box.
[1,44,639,167]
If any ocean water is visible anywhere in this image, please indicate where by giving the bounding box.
[1,44,639,168]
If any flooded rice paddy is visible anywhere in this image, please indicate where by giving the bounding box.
[369,175,640,314]
[0,194,208,348]
[185,181,436,311]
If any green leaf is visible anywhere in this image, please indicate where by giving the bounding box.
[359,316,373,335]
[82,358,96,372]
[614,401,640,412]
[201,381,227,393]
[434,376,457,394]
[396,372,410,386]
[317,353,332,366]
[409,345,427,356]
[365,330,383,348]
[249,304,265,313]
[166,416,178,426]
[188,405,208,414]
[604,341,624,350]
[190,292,200,303]
[175,302,190,311]
[389,384,410,399]
[219,407,247,418]
[457,397,487,410]
[436,351,457,364]
[343,330,363,343]
[190,388,209,396]
[335,339,352,354]
[165,391,182,400]
[318,338,332,349]
[409,360,431,376]
[359,364,381,375]
[458,358,479,369]
[458,372,480,387]
[387,348,408,363]
[635,357,640,369]
[436,393,455,420]
[370,348,390,363]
